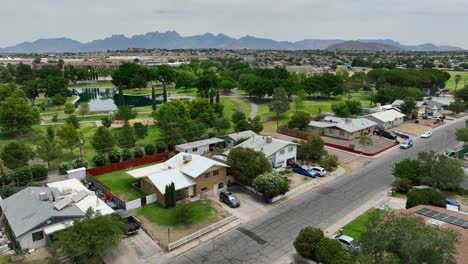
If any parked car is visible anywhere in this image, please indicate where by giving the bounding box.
[400,139,414,149]
[294,167,319,178]
[334,234,356,250]
[420,131,433,138]
[219,191,240,208]
[374,128,397,140]
[309,166,327,177]
[115,209,141,235]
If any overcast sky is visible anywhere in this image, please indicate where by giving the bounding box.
[2,0,467,48]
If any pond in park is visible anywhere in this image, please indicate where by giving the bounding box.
[72,88,160,111]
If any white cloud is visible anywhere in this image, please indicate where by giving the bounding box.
[1,0,466,48]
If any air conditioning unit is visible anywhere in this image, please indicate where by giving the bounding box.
[39,192,48,201]
[266,136,273,143]
[183,154,192,162]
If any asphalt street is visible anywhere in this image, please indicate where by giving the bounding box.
[166,118,467,264]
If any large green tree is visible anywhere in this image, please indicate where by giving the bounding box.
[418,151,465,191]
[56,124,81,159]
[0,89,40,134]
[54,209,126,264]
[36,138,62,168]
[1,142,34,169]
[115,121,136,148]
[91,127,115,153]
[288,111,311,130]
[112,62,149,106]
[297,132,327,162]
[151,65,177,105]
[269,87,290,128]
[227,147,272,186]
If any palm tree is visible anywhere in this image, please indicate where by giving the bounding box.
[454,74,462,93]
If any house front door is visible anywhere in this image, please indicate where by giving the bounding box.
[188,186,194,197]
[213,183,219,195]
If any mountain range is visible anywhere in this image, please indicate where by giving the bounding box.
[0,31,463,53]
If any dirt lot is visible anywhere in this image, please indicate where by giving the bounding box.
[286,173,313,189]
[136,200,230,250]
[323,135,396,154]
[395,119,444,135]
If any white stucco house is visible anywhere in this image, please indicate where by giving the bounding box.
[175,138,226,155]
[365,109,406,129]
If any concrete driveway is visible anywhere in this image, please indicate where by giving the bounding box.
[104,230,162,264]
[211,186,272,223]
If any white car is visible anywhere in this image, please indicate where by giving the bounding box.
[310,166,327,177]
[420,131,433,138]
[334,234,356,250]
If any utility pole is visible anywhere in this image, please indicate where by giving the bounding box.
[79,137,83,161]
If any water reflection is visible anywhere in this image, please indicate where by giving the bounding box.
[72,88,161,111]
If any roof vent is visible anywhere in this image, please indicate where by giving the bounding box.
[183,154,192,162]
[62,187,72,195]
[39,192,49,201]
[266,136,273,143]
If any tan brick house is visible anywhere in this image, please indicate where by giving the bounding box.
[128,153,229,206]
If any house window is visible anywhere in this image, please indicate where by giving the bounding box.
[32,231,44,242]
[277,160,285,166]
[201,187,208,192]
[288,146,294,152]
[218,182,224,189]
[329,129,334,134]
[280,149,285,155]
[192,147,198,152]
[204,173,210,179]
[213,170,219,176]
[339,131,344,136]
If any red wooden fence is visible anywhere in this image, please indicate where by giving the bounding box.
[87,152,171,176]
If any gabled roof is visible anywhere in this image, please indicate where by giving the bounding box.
[147,169,196,194]
[368,110,406,122]
[175,137,225,150]
[223,135,296,158]
[224,130,259,142]
[309,116,377,133]
[0,187,84,238]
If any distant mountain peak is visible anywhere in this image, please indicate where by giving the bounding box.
[0,31,464,53]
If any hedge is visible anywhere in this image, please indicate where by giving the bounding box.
[406,188,446,209]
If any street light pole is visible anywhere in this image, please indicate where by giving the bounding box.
[79,137,83,161]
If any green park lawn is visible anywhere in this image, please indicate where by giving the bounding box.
[95,164,155,201]
[342,208,384,240]
[137,200,214,227]
[445,71,468,89]
[221,97,252,119]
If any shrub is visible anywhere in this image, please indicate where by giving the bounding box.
[101,116,112,128]
[108,150,121,163]
[133,147,144,158]
[392,158,421,184]
[406,188,446,209]
[51,112,59,123]
[0,185,16,198]
[64,102,75,114]
[58,162,71,175]
[144,144,156,155]
[12,167,32,186]
[156,142,167,153]
[122,149,133,161]
[31,164,48,180]
[168,152,176,159]
[321,154,338,171]
[359,135,372,145]
[93,153,108,166]
[316,237,353,264]
[72,158,88,169]
[52,94,66,105]
[392,178,413,193]
[293,226,324,260]
[252,172,289,198]
[27,181,40,187]
[349,144,355,149]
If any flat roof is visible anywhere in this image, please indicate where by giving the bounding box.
[175,138,225,150]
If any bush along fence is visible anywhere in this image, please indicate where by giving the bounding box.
[167,215,237,251]
[85,152,172,210]
[277,126,397,156]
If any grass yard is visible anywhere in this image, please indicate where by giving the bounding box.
[342,208,384,240]
[221,97,252,120]
[96,163,154,201]
[445,71,468,89]
[138,200,214,227]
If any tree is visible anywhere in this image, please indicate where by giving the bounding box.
[15,63,33,84]
[175,70,196,92]
[321,154,338,171]
[288,111,311,130]
[115,121,136,148]
[65,114,80,129]
[406,188,446,209]
[320,73,344,97]
[56,124,80,159]
[197,71,220,103]
[392,158,421,184]
[227,147,272,186]
[455,128,468,145]
[219,78,236,91]
[359,211,458,264]
[346,100,362,115]
[316,237,353,264]
[417,151,465,190]
[0,90,40,134]
[269,87,290,128]
[303,75,322,97]
[133,122,148,140]
[101,116,112,128]
[447,99,465,114]
[36,138,62,168]
[232,111,251,132]
[293,227,324,260]
[77,102,90,118]
[151,65,176,104]
[331,102,351,117]
[454,74,462,93]
[248,116,263,133]
[64,102,75,114]
[213,117,231,134]
[22,80,40,105]
[0,66,15,83]
[297,132,327,162]
[164,182,176,208]
[91,127,115,153]
[1,142,34,169]
[400,98,417,118]
[54,209,126,263]
[112,62,149,106]
[252,172,289,198]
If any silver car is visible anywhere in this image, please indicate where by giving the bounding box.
[310,166,327,177]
